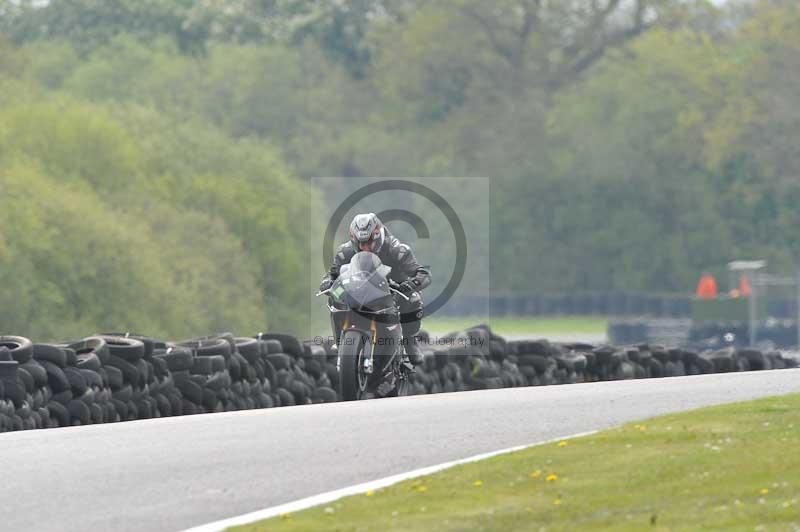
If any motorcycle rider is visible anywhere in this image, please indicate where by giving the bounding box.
[320,213,431,365]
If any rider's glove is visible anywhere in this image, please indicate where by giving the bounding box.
[399,280,417,295]
[319,278,334,292]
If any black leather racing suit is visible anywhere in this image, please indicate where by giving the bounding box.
[321,229,431,343]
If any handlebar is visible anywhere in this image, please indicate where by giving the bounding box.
[316,285,410,301]
[390,287,410,301]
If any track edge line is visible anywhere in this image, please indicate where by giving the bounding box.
[181,429,598,532]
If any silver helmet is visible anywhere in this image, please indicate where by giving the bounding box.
[349,213,385,253]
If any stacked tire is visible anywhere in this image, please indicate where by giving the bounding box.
[1,327,798,434]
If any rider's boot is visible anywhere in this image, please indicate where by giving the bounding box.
[404,335,424,366]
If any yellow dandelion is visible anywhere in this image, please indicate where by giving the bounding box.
[526,507,533,513]
[416,485,428,493]
[557,441,568,447]
[546,474,558,482]
[760,488,769,495]
[529,470,542,478]
[279,513,292,520]
[473,480,483,487]
[553,499,562,506]
[366,490,375,497]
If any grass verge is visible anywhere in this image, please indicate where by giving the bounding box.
[230,393,800,532]
[422,316,608,337]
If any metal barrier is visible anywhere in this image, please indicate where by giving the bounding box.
[440,292,693,318]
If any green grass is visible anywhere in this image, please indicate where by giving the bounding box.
[422,316,608,337]
[230,393,800,532]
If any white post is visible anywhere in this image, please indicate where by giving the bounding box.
[748,272,757,347]
[797,270,800,349]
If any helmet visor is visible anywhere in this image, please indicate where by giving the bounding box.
[352,227,383,253]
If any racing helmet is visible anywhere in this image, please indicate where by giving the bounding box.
[349,213,385,253]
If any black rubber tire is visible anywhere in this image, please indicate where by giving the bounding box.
[67,337,110,365]
[67,399,90,424]
[125,400,138,420]
[111,399,128,420]
[112,384,133,403]
[205,371,231,392]
[31,389,44,410]
[156,346,194,372]
[0,336,33,363]
[77,388,95,406]
[136,399,153,419]
[289,380,310,404]
[37,406,51,426]
[33,344,67,368]
[338,330,365,402]
[276,387,295,406]
[63,348,77,367]
[257,392,274,408]
[51,389,73,405]
[304,359,323,380]
[302,342,327,361]
[191,356,214,376]
[262,360,277,389]
[170,370,190,385]
[39,360,70,394]
[235,337,261,362]
[80,369,103,389]
[99,333,155,358]
[89,403,103,424]
[150,356,168,377]
[266,353,291,371]
[63,367,89,396]
[20,360,48,388]
[169,393,183,416]
[103,403,118,423]
[177,337,231,359]
[2,379,25,409]
[258,338,282,355]
[47,401,70,426]
[517,354,549,374]
[136,358,152,386]
[154,393,172,417]
[181,399,198,415]
[201,388,217,410]
[16,367,35,394]
[255,333,302,357]
[76,353,102,372]
[313,386,339,403]
[104,366,124,390]
[106,355,140,386]
[0,359,17,380]
[175,379,203,404]
[228,352,244,381]
[98,336,145,363]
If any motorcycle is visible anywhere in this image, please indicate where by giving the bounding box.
[317,252,412,400]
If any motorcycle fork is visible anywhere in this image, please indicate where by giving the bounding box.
[340,316,376,376]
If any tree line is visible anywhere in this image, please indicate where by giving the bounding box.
[0,0,798,338]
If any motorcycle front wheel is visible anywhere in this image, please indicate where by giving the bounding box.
[338,330,367,401]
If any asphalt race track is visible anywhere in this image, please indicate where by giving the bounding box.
[2,369,799,532]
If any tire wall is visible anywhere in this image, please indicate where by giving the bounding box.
[0,327,797,433]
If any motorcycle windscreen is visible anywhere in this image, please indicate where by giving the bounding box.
[338,252,392,308]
